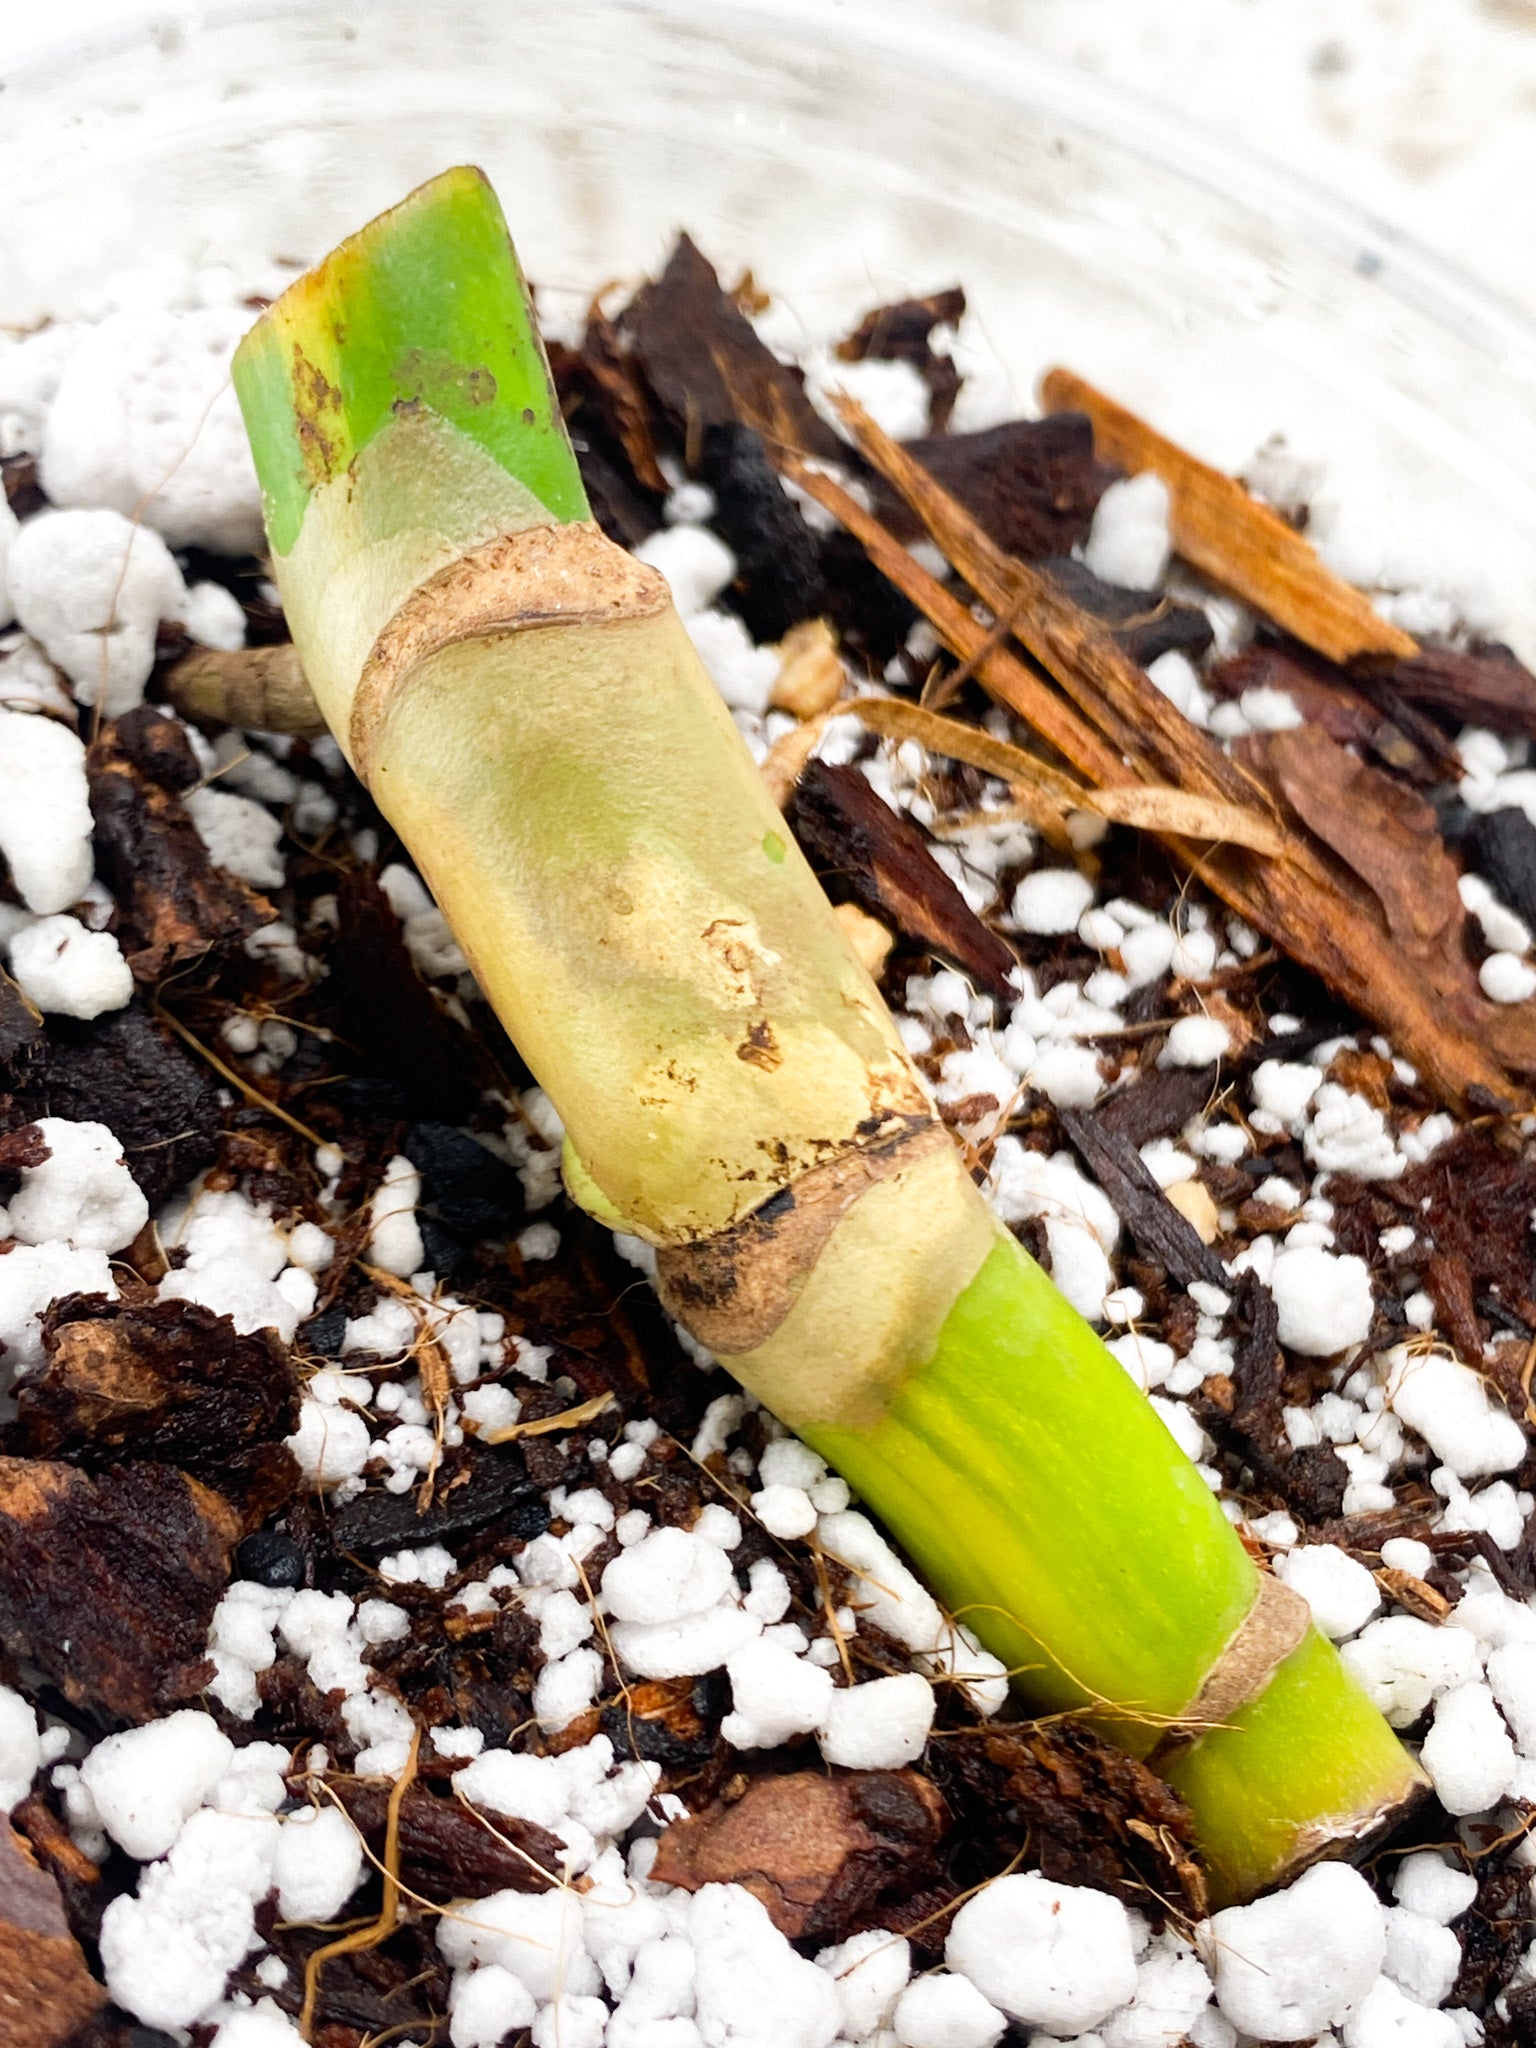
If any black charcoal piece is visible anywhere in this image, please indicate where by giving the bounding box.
[1039,555,1214,668]
[417,1212,471,1278]
[32,1002,222,1206]
[404,1121,525,1238]
[699,423,826,643]
[236,1530,306,1588]
[1465,806,1536,930]
[298,1305,347,1357]
[327,1442,547,1558]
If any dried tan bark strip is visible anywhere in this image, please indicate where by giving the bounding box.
[849,695,1081,846]
[1038,367,1419,665]
[782,457,1134,789]
[481,1390,617,1444]
[850,697,1284,854]
[848,695,1083,804]
[829,394,1271,818]
[1089,784,1285,857]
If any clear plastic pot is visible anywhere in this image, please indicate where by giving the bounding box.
[2,0,1533,650]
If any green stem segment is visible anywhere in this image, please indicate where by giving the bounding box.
[811,1235,1418,1902]
[233,167,1424,1904]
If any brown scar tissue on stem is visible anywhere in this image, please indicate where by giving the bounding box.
[1147,1574,1311,1766]
[736,1020,782,1070]
[350,520,667,775]
[656,1117,948,1353]
[289,344,342,486]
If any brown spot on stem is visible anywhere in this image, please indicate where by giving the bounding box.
[290,343,343,488]
[736,1020,781,1071]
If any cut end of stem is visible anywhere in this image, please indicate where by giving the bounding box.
[233,165,588,556]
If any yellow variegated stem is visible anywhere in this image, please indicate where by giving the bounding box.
[234,168,1425,1903]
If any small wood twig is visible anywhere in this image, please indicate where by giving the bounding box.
[921,586,1033,710]
[810,1537,856,1685]
[1039,367,1418,666]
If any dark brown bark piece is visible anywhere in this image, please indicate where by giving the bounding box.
[837,288,966,434]
[0,965,43,1089]
[0,1121,50,1173]
[23,1001,224,1207]
[1057,1106,1228,1290]
[601,1675,722,1771]
[2,452,45,518]
[1208,645,1457,784]
[699,423,826,642]
[0,1456,238,1720]
[111,703,201,792]
[572,438,663,552]
[1391,644,1536,741]
[324,871,484,1120]
[1249,722,1536,1088]
[14,1297,301,1521]
[247,1919,450,2038]
[326,1440,547,1560]
[790,760,1018,997]
[651,1767,947,1942]
[1096,1064,1219,1149]
[1400,1127,1536,1347]
[1423,1249,1486,1368]
[1258,725,1463,960]
[333,1780,562,1900]
[0,1823,105,2048]
[1451,1860,1530,2013]
[932,1718,1203,1915]
[1223,1272,1348,1522]
[893,415,1119,560]
[87,714,274,980]
[11,1795,104,1955]
[545,320,666,548]
[622,235,842,465]
[574,307,670,495]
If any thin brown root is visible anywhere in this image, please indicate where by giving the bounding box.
[810,1537,855,1685]
[153,998,327,1148]
[300,1726,420,2041]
